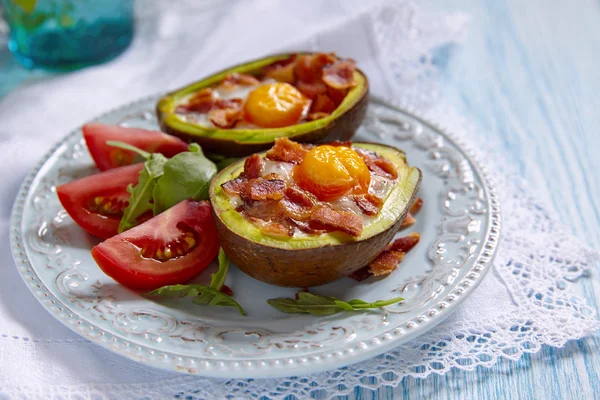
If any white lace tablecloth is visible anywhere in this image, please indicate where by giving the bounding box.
[0,1,597,398]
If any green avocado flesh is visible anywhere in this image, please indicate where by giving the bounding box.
[157,54,367,144]
[211,143,421,250]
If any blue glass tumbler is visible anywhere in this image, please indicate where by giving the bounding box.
[1,0,134,69]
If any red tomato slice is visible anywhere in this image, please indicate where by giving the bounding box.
[83,123,188,171]
[56,163,143,239]
[91,200,219,291]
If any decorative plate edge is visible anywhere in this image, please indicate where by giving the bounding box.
[8,94,501,378]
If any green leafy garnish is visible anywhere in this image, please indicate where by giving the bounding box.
[267,292,404,316]
[206,152,241,171]
[118,153,167,233]
[146,249,246,316]
[107,141,217,232]
[210,248,229,290]
[146,284,246,316]
[152,144,217,214]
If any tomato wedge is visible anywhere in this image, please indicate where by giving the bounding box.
[83,123,188,171]
[91,200,219,290]
[56,163,143,239]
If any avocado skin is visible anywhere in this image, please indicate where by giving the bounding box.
[156,53,369,157]
[209,143,422,288]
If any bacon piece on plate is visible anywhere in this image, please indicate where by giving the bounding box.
[221,73,260,87]
[295,53,337,83]
[348,266,372,282]
[221,176,247,196]
[243,154,264,179]
[296,81,328,99]
[368,250,405,276]
[354,194,384,216]
[322,59,357,90]
[308,205,363,237]
[410,197,423,215]
[388,232,421,253]
[244,178,286,201]
[399,212,416,230]
[209,98,243,129]
[266,137,308,164]
[310,94,336,114]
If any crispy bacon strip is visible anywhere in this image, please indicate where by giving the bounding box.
[322,59,357,90]
[266,137,308,164]
[264,62,296,84]
[221,176,247,196]
[208,98,243,129]
[244,178,286,201]
[327,86,348,107]
[368,250,405,276]
[349,232,421,281]
[389,232,420,253]
[243,154,264,179]
[221,73,260,87]
[348,266,372,282]
[278,187,315,221]
[210,108,242,129]
[296,81,328,99]
[410,197,423,215]
[295,53,337,83]
[285,187,315,207]
[399,213,416,230]
[309,206,363,237]
[355,148,398,179]
[354,194,384,216]
[279,199,312,221]
[247,217,291,237]
[179,88,215,113]
[310,94,336,114]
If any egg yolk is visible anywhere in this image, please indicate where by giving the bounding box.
[295,145,371,201]
[243,82,308,128]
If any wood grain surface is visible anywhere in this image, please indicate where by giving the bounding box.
[353,0,600,398]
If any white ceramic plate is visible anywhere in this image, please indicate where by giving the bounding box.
[9,97,500,378]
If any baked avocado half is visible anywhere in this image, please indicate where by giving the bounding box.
[156,53,369,157]
[209,143,422,287]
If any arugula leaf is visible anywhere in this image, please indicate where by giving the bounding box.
[152,143,217,214]
[206,152,241,171]
[118,153,167,233]
[145,248,245,315]
[146,284,246,316]
[267,292,404,316]
[210,248,229,290]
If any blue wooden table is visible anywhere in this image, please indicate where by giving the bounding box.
[366,0,600,398]
[1,1,598,398]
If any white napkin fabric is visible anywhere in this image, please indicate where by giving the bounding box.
[0,1,597,399]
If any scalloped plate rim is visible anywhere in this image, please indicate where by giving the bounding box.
[9,95,501,378]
